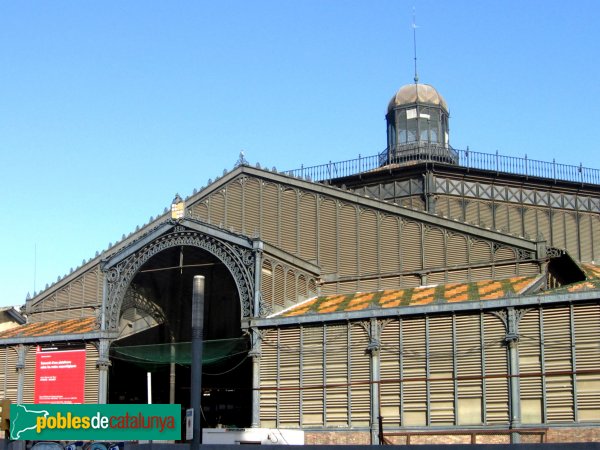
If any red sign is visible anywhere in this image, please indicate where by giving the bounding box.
[35,345,86,404]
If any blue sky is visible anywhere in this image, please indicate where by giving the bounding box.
[1,1,599,307]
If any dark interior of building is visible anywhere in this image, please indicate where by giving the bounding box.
[107,245,252,428]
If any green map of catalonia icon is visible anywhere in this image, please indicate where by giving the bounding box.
[10,404,50,440]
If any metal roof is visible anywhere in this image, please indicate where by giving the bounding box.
[388,83,448,112]
[273,275,542,318]
[0,317,98,340]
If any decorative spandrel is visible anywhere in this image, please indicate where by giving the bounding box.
[102,226,256,331]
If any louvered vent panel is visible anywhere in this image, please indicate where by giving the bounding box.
[226,181,243,233]
[448,198,463,221]
[349,324,370,426]
[471,240,492,265]
[55,288,70,309]
[301,326,324,426]
[427,271,446,285]
[2,347,18,400]
[379,276,401,290]
[70,281,83,308]
[402,317,427,426]
[84,343,99,404]
[518,263,539,276]
[337,280,358,295]
[339,204,358,277]
[401,221,422,272]
[495,204,509,233]
[285,270,296,306]
[281,189,298,255]
[325,324,350,427]
[542,306,574,423]
[483,313,509,424]
[261,261,273,313]
[465,201,479,225]
[424,227,445,269]
[191,201,209,222]
[494,264,517,279]
[380,215,400,274]
[319,198,338,274]
[320,283,337,296]
[479,201,493,228]
[299,193,318,262]
[456,314,483,425]
[278,327,301,427]
[209,191,226,227]
[579,214,593,262]
[262,183,280,246]
[447,269,468,284]
[243,178,262,237]
[537,209,551,243]
[593,217,600,262]
[435,196,450,218]
[400,275,421,288]
[447,233,468,267]
[83,268,101,305]
[358,278,379,293]
[519,309,543,424]
[565,213,578,259]
[508,206,523,236]
[409,196,425,210]
[0,348,6,398]
[308,279,317,298]
[259,329,279,427]
[273,265,285,312]
[380,320,401,425]
[573,303,600,421]
[495,246,515,262]
[523,208,537,240]
[0,348,8,399]
[23,346,36,403]
[297,275,308,302]
[551,212,566,249]
[359,210,379,275]
[428,316,455,425]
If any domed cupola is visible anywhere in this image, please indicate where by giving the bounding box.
[383,83,456,165]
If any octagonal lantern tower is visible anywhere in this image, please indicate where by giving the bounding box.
[384,83,457,165]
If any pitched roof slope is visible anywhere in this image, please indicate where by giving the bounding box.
[275,275,542,318]
[0,317,98,339]
[543,262,600,294]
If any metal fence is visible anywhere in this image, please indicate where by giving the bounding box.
[284,147,600,185]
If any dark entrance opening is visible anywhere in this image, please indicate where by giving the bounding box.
[107,245,252,428]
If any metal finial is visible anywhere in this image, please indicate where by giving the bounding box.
[235,150,249,168]
[412,7,419,84]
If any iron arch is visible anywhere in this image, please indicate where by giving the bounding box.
[102,225,255,331]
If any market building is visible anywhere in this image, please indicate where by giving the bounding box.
[1,81,599,445]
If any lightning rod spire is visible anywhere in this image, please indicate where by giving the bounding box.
[412,7,419,84]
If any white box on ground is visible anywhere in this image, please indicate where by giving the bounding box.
[202,428,304,445]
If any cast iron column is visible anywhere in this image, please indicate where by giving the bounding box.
[96,339,111,403]
[191,275,205,449]
[367,318,381,445]
[506,307,521,444]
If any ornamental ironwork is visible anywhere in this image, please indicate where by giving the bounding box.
[103,227,255,331]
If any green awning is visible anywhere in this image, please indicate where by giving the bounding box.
[110,337,249,367]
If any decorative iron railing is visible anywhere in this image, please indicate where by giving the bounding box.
[284,146,600,185]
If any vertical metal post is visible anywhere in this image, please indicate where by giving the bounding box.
[506,308,521,444]
[169,337,176,404]
[147,372,152,404]
[191,275,205,449]
[368,319,381,445]
[249,328,261,428]
[97,339,111,404]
